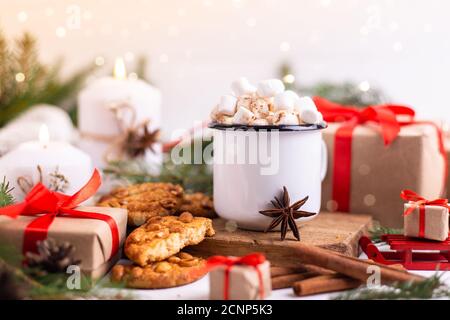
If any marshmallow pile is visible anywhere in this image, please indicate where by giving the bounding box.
[210,78,323,126]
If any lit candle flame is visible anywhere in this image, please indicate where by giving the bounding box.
[39,124,50,147]
[113,57,127,80]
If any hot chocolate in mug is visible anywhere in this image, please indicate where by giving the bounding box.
[210,123,327,231]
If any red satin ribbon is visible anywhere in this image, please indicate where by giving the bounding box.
[314,97,447,212]
[401,189,450,238]
[207,253,266,300]
[0,169,120,258]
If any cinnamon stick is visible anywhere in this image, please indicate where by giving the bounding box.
[390,264,407,271]
[271,264,334,277]
[271,272,318,290]
[270,266,307,277]
[291,243,424,284]
[365,260,407,272]
[302,264,336,275]
[293,274,361,297]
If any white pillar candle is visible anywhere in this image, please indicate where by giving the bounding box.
[77,57,162,173]
[0,125,93,202]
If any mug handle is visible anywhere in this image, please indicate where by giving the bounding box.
[320,140,328,181]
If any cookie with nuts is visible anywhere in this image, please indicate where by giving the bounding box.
[97,182,184,227]
[111,252,207,289]
[179,193,217,219]
[124,212,215,266]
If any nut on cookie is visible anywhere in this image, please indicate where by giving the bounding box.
[179,193,217,218]
[111,252,207,289]
[97,182,184,226]
[124,212,215,266]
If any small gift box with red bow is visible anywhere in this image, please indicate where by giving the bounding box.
[402,190,450,241]
[0,169,127,279]
[207,253,271,300]
[316,97,447,228]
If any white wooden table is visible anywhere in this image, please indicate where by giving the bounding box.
[98,245,450,300]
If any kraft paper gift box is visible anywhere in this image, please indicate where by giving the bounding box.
[404,203,449,241]
[0,206,127,279]
[321,122,446,228]
[209,259,271,300]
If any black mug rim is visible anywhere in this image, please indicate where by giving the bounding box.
[208,122,328,131]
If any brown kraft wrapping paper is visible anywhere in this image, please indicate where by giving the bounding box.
[404,203,449,241]
[0,206,127,279]
[322,123,445,228]
[209,260,271,300]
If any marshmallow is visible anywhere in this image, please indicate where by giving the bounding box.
[210,106,220,121]
[217,95,237,115]
[265,111,276,125]
[250,118,269,126]
[231,77,257,96]
[236,95,252,110]
[300,109,323,125]
[257,79,285,97]
[295,96,318,112]
[273,90,299,112]
[273,110,300,125]
[250,97,270,117]
[232,107,256,125]
[217,114,234,125]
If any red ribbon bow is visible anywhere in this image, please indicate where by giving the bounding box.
[313,97,447,212]
[400,189,450,238]
[207,253,266,300]
[313,96,415,146]
[0,169,120,258]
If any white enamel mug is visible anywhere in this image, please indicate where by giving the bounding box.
[211,123,327,231]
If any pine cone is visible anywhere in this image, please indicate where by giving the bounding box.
[25,238,81,275]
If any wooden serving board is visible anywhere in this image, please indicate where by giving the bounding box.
[188,212,372,267]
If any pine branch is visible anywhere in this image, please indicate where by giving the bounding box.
[0,29,96,127]
[39,60,96,109]
[0,259,42,289]
[0,30,14,107]
[334,274,449,300]
[369,225,403,243]
[104,139,213,195]
[0,176,14,207]
[16,33,40,79]
[0,244,128,300]
[278,61,387,106]
[0,30,154,128]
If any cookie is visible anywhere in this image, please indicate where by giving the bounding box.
[124,212,215,266]
[179,193,217,218]
[111,252,207,289]
[97,182,184,226]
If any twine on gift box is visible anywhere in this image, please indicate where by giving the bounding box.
[206,253,266,300]
[79,100,160,162]
[0,169,120,259]
[401,189,450,238]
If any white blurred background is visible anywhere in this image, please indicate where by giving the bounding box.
[2,0,450,134]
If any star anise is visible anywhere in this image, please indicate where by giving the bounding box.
[124,125,160,158]
[259,186,317,241]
